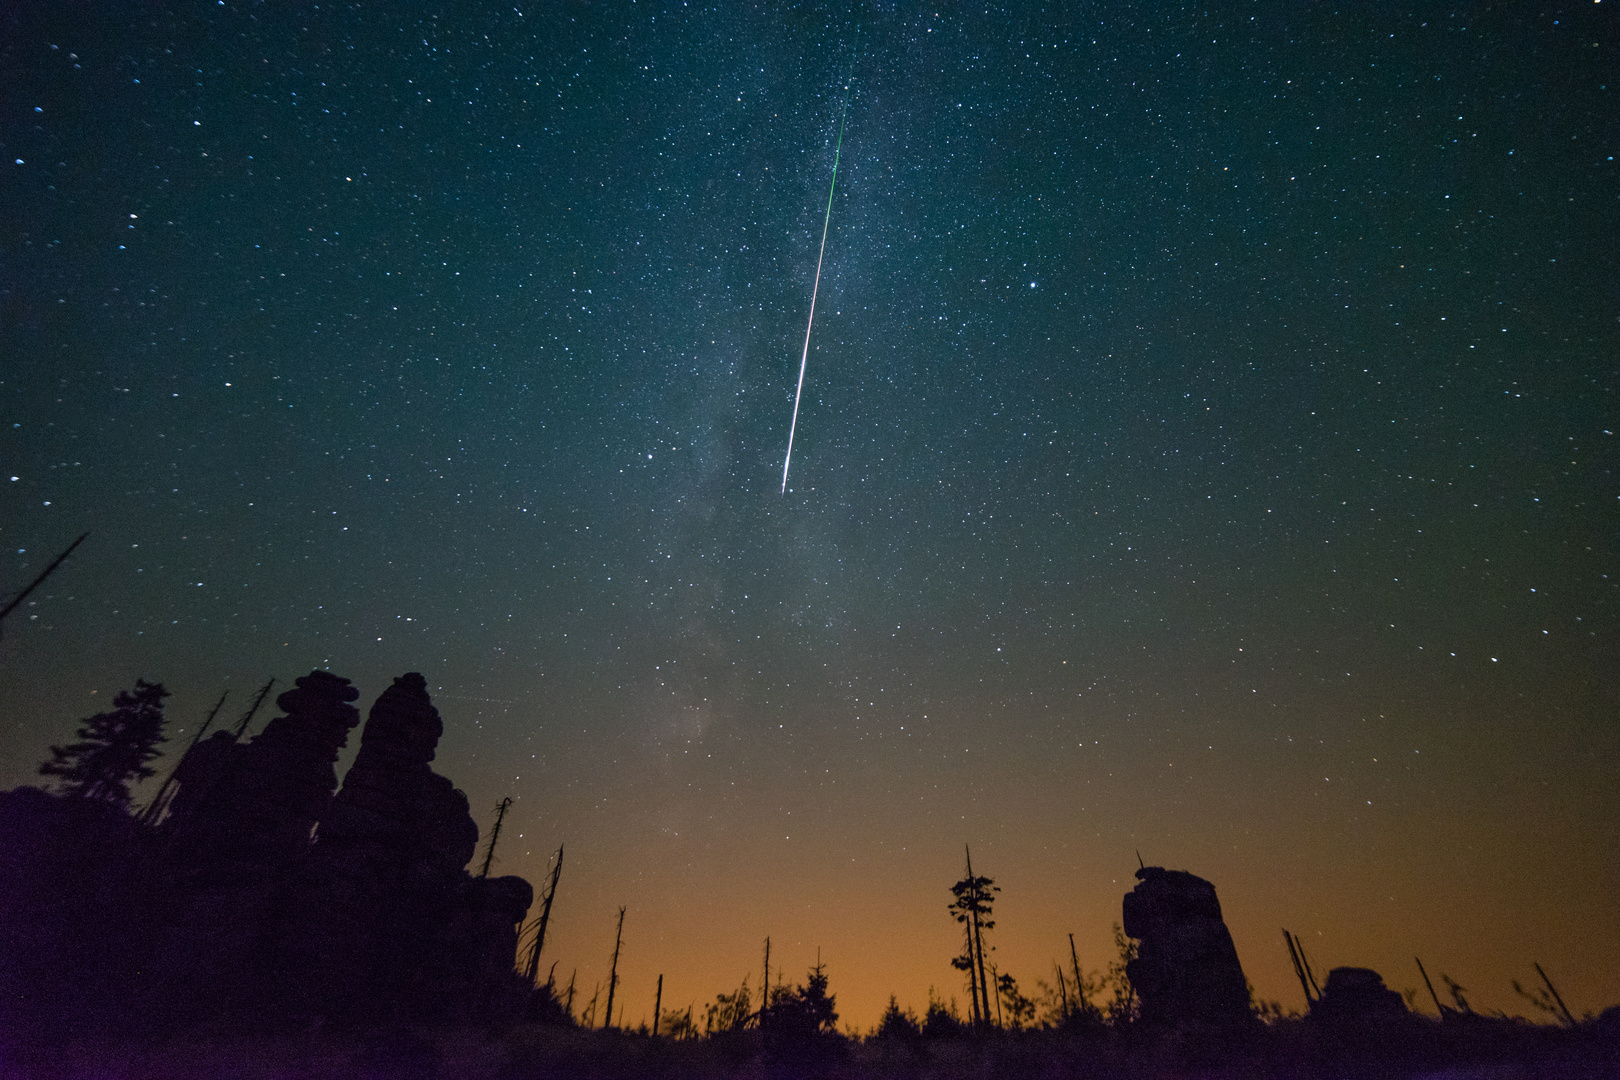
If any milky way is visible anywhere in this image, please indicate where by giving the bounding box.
[1,4,1614,1027]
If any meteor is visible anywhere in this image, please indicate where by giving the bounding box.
[781,62,855,495]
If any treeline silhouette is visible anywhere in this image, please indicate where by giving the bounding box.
[3,671,1617,1080]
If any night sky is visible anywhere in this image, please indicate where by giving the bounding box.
[2,2,1616,1029]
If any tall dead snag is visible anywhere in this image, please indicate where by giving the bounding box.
[1535,963,1577,1027]
[478,796,512,878]
[971,849,995,1025]
[603,905,626,1029]
[760,936,771,1020]
[653,973,663,1035]
[523,844,564,986]
[583,983,600,1027]
[151,677,275,861]
[0,531,87,637]
[231,677,277,739]
[1070,934,1082,1019]
[1288,929,1321,1002]
[1416,956,1446,1017]
[1285,930,1317,1009]
[1069,932,1100,1022]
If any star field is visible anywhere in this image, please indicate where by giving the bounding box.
[1,3,1615,1028]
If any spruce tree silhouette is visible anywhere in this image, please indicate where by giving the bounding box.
[38,679,168,808]
[793,958,838,1035]
[948,847,998,1027]
[874,994,921,1040]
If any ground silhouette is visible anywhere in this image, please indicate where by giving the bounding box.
[3,672,1616,1079]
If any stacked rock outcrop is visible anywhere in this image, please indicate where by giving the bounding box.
[295,673,531,1020]
[152,671,362,1012]
[1122,866,1253,1030]
[6,669,533,1030]
[162,670,361,873]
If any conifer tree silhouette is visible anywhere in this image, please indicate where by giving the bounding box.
[39,679,168,808]
[948,846,998,1026]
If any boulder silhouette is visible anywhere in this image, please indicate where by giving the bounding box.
[1313,966,1409,1025]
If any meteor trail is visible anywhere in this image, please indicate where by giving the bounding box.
[781,64,854,495]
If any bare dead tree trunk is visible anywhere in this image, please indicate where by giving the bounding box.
[1070,933,1086,1018]
[232,677,277,740]
[1297,933,1321,1001]
[966,847,992,1026]
[603,905,626,1029]
[478,796,512,878]
[1416,956,1445,1017]
[524,844,565,985]
[762,936,771,1017]
[0,531,87,632]
[1536,963,1577,1027]
[1285,931,1316,1009]
[583,983,599,1028]
[653,973,663,1036]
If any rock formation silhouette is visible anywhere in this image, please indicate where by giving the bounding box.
[293,672,532,1021]
[1313,966,1409,1025]
[153,670,364,1013]
[1122,866,1252,1030]
[164,670,361,872]
[1,669,533,1039]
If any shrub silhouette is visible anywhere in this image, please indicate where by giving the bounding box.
[704,976,752,1035]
